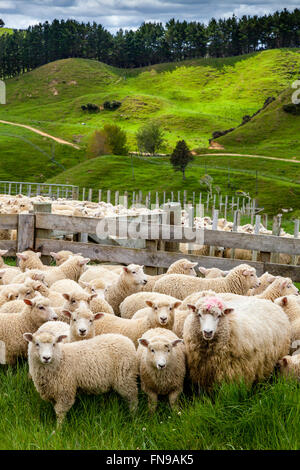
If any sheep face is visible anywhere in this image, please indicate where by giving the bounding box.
[17,281,39,300]
[24,297,58,323]
[146,300,181,327]
[277,355,300,380]
[24,332,66,364]
[235,266,260,290]
[278,278,299,297]
[123,264,147,286]
[62,292,92,312]
[3,290,19,302]
[139,337,183,370]
[63,308,102,339]
[188,297,234,341]
[183,262,197,276]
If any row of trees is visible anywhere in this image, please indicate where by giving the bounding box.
[1,9,300,78]
[87,121,194,180]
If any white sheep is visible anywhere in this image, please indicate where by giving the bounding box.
[120,292,180,319]
[275,295,300,343]
[256,277,299,302]
[0,296,58,364]
[104,264,148,315]
[183,294,291,391]
[198,267,229,279]
[141,259,198,291]
[62,305,103,341]
[24,331,138,425]
[154,264,260,300]
[137,328,185,412]
[132,299,181,330]
[277,354,300,380]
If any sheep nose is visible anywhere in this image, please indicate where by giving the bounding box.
[79,329,86,335]
[42,356,51,363]
[203,330,213,338]
[160,317,167,323]
[52,315,58,321]
[143,279,147,285]
[157,363,166,369]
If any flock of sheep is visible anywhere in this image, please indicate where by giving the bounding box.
[0,248,299,427]
[0,194,298,265]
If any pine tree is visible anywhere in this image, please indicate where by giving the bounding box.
[170,140,194,180]
[0,19,4,28]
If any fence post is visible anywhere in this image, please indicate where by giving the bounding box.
[292,219,299,266]
[17,213,35,256]
[231,210,240,259]
[252,215,261,261]
[107,190,111,204]
[33,202,52,265]
[270,215,281,264]
[88,188,93,202]
[188,205,194,254]
[145,213,158,275]
[209,209,219,257]
[163,202,181,253]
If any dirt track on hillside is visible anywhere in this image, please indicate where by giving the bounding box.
[201,153,300,164]
[0,120,80,149]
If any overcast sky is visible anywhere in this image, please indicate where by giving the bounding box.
[1,0,298,32]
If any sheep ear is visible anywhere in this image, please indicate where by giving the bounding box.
[138,338,149,348]
[172,339,184,347]
[280,279,288,288]
[62,293,70,301]
[94,313,104,320]
[77,253,82,256]
[50,252,58,259]
[23,333,33,343]
[242,270,251,276]
[281,357,289,367]
[79,258,90,266]
[173,301,182,309]
[37,252,42,258]
[0,250,8,256]
[17,253,28,261]
[79,281,88,288]
[222,271,229,277]
[62,310,72,319]
[281,297,288,306]
[24,298,33,306]
[223,308,234,315]
[187,304,197,313]
[191,262,198,268]
[123,267,130,274]
[145,300,154,308]
[198,267,208,276]
[56,335,67,343]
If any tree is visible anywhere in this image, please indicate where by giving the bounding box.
[0,19,4,28]
[86,130,111,158]
[103,124,128,155]
[170,140,194,180]
[136,121,165,155]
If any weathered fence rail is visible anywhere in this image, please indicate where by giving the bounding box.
[1,208,299,281]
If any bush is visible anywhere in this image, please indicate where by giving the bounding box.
[103,124,128,155]
[136,121,165,155]
[81,103,100,113]
[103,100,121,110]
[86,130,111,159]
[282,103,300,115]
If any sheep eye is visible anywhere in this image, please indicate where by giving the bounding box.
[36,343,39,347]
[73,319,77,322]
[151,349,155,353]
[71,300,76,304]
[38,306,44,310]
[89,320,93,323]
[132,271,136,274]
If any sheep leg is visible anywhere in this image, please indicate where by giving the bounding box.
[54,397,75,427]
[168,390,181,410]
[114,382,138,413]
[147,391,158,413]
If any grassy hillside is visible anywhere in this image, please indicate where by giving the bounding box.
[0,28,13,36]
[214,87,300,158]
[47,154,300,217]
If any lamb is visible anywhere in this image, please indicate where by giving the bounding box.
[24,331,138,425]
[76,304,176,347]
[183,294,291,391]
[141,259,198,292]
[256,277,299,302]
[30,320,70,342]
[104,264,148,315]
[154,264,260,300]
[16,251,46,271]
[79,279,106,297]
[198,267,229,279]
[0,284,24,306]
[41,256,90,286]
[0,296,58,364]
[50,251,78,266]
[63,305,102,341]
[62,291,114,316]
[248,272,276,295]
[132,300,181,332]
[120,292,180,319]
[275,295,300,343]
[137,328,185,412]
[0,267,21,284]
[277,354,300,380]
[13,269,49,286]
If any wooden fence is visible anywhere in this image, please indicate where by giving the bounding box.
[1,203,300,281]
[0,181,78,199]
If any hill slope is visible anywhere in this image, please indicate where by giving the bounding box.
[1,49,300,182]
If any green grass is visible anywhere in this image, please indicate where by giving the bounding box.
[47,154,300,217]
[0,362,299,450]
[0,28,13,36]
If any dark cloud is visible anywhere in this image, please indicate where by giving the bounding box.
[2,0,298,31]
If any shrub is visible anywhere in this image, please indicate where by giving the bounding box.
[86,130,111,158]
[282,103,300,115]
[136,121,165,155]
[81,103,100,113]
[103,124,128,155]
[103,100,121,110]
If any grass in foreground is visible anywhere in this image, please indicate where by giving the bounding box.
[0,361,299,450]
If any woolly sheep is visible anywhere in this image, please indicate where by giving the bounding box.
[63,305,103,342]
[42,256,90,286]
[248,272,276,295]
[0,267,21,285]
[183,295,291,391]
[104,264,148,315]
[277,354,300,380]
[141,259,198,292]
[81,304,176,347]
[25,331,138,425]
[79,266,119,285]
[198,267,229,279]
[16,251,46,271]
[51,279,84,294]
[0,296,58,364]
[137,328,185,412]
[120,292,180,319]
[132,300,181,331]
[50,251,79,266]
[62,291,114,316]
[154,264,260,300]
[256,277,299,302]
[275,295,300,343]
[79,279,106,298]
